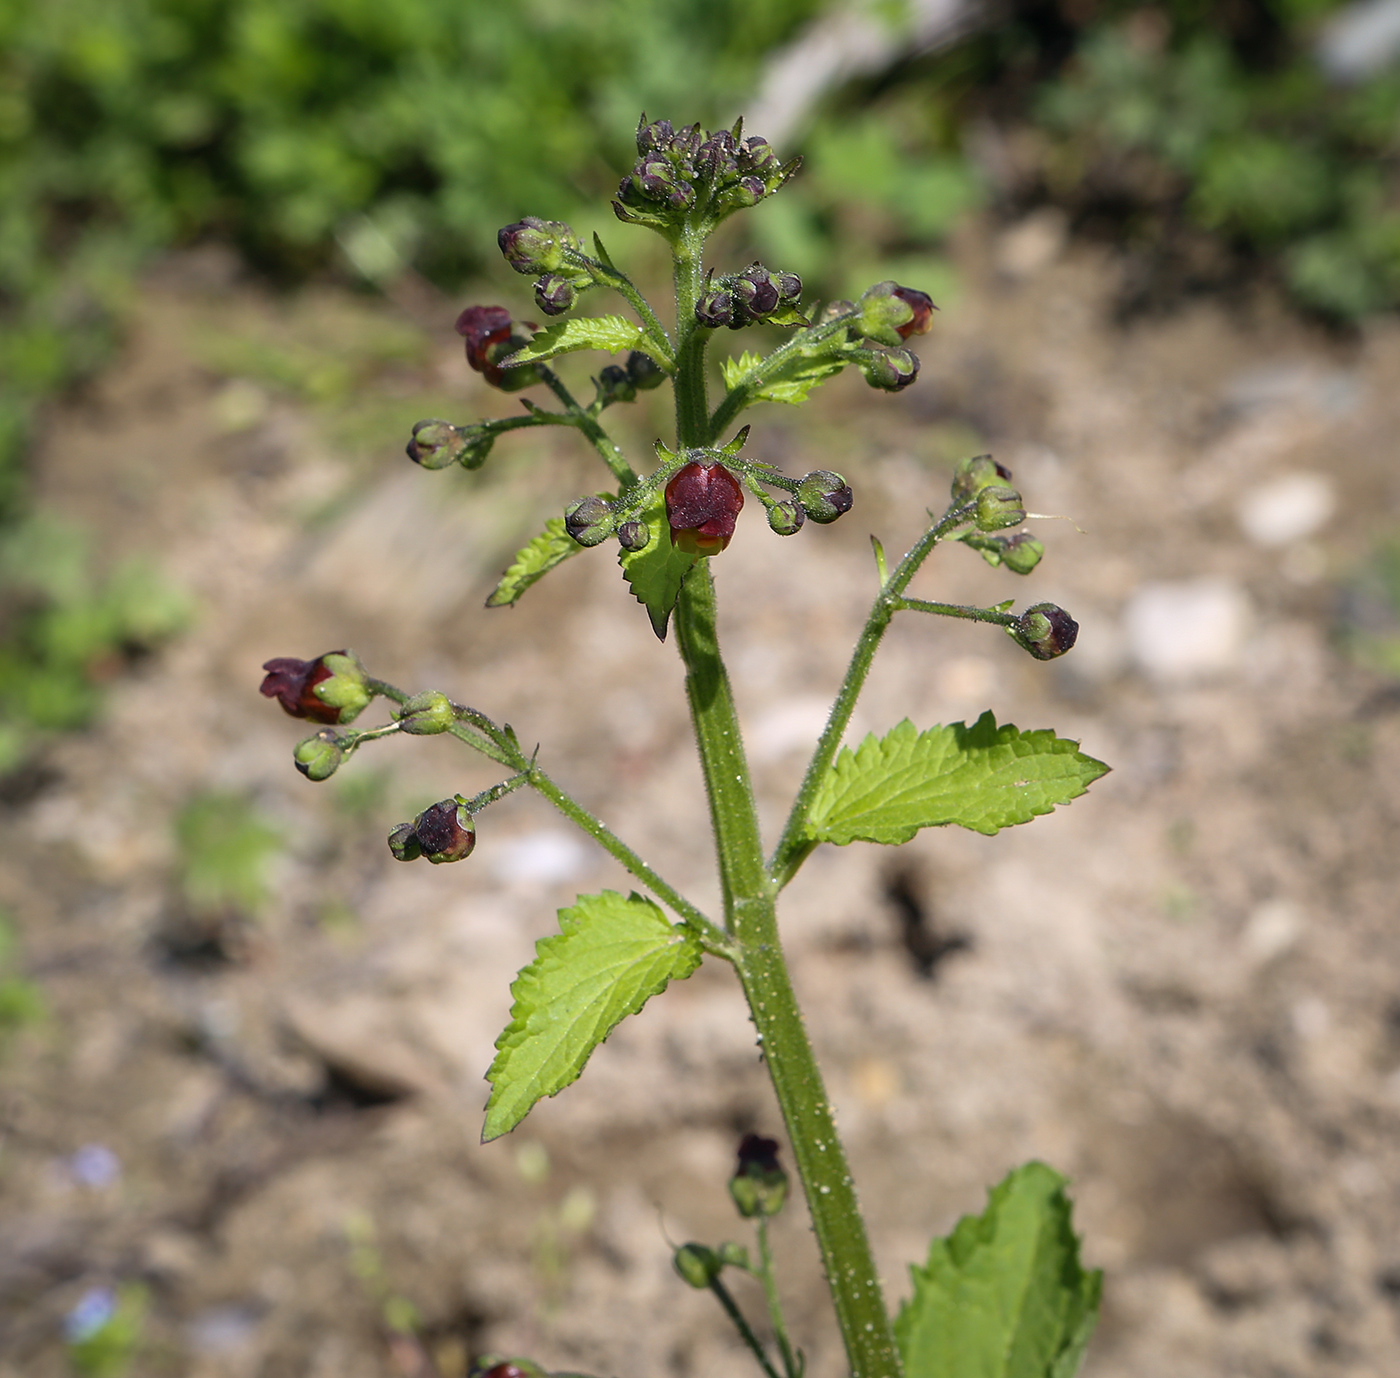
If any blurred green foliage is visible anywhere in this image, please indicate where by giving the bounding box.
[1026,2,1400,318]
[0,910,46,1045]
[0,515,191,772]
[65,1284,147,1378]
[174,790,283,918]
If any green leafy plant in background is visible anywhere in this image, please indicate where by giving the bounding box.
[0,909,46,1047]
[63,1284,147,1378]
[261,113,1107,1377]
[0,514,190,773]
[174,789,283,919]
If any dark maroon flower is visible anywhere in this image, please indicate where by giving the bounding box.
[260,651,370,724]
[664,460,745,555]
[1013,603,1079,661]
[729,1133,788,1218]
[892,285,936,339]
[260,655,341,724]
[454,305,537,390]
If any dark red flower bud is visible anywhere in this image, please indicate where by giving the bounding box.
[733,265,780,319]
[892,286,936,339]
[1012,603,1079,660]
[260,651,370,725]
[665,460,745,556]
[617,520,652,552]
[695,285,734,329]
[410,798,476,864]
[596,364,635,406]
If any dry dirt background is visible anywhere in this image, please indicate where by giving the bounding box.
[3,220,1400,1378]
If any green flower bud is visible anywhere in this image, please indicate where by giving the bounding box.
[497,217,579,276]
[388,821,421,862]
[394,690,457,736]
[616,520,652,552]
[405,420,466,470]
[767,499,805,536]
[855,280,937,347]
[564,495,617,547]
[1011,603,1079,660]
[293,729,347,781]
[999,533,1044,575]
[728,1134,788,1218]
[974,484,1027,532]
[717,1241,751,1269]
[950,454,1012,504]
[796,470,853,524]
[857,347,920,392]
[534,273,577,316]
[672,1243,722,1289]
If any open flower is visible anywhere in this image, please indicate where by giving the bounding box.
[260,651,369,724]
[664,460,745,555]
[454,305,538,390]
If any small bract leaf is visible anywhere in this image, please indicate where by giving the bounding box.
[502,315,651,365]
[895,1161,1102,1378]
[619,492,697,640]
[721,349,845,407]
[806,712,1108,844]
[485,516,583,608]
[483,891,702,1141]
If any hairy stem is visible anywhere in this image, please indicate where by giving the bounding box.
[671,247,902,1376]
[768,507,970,888]
[710,1277,782,1378]
[539,366,638,485]
[757,1217,801,1378]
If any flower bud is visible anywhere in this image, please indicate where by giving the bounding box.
[261,651,371,725]
[767,500,805,536]
[412,797,476,864]
[394,690,457,736]
[616,520,652,552]
[728,1134,788,1219]
[455,305,539,392]
[673,1243,722,1289]
[596,365,636,406]
[294,729,347,781]
[695,284,734,329]
[564,495,617,547]
[626,350,665,390]
[472,1360,547,1378]
[406,419,494,471]
[533,274,576,317]
[856,280,938,346]
[950,454,1012,504]
[388,821,421,862]
[732,264,780,321]
[999,532,1045,575]
[717,1241,750,1269]
[1012,603,1079,660]
[665,460,745,555]
[858,348,920,392]
[497,217,578,276]
[974,484,1026,532]
[796,470,853,524]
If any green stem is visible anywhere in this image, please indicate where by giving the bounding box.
[526,763,731,957]
[895,597,1017,626]
[709,1277,782,1378]
[538,367,639,485]
[578,255,674,363]
[757,1218,801,1378]
[768,509,969,889]
[671,296,901,1376]
[672,227,709,449]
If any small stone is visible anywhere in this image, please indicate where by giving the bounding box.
[1124,579,1252,683]
[1236,472,1335,547]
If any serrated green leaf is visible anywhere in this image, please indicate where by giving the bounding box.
[485,515,582,608]
[720,348,844,406]
[806,712,1109,844]
[502,315,648,365]
[896,1162,1102,1378]
[483,891,702,1141]
[619,492,697,640]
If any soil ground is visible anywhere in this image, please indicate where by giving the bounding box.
[3,222,1400,1378]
